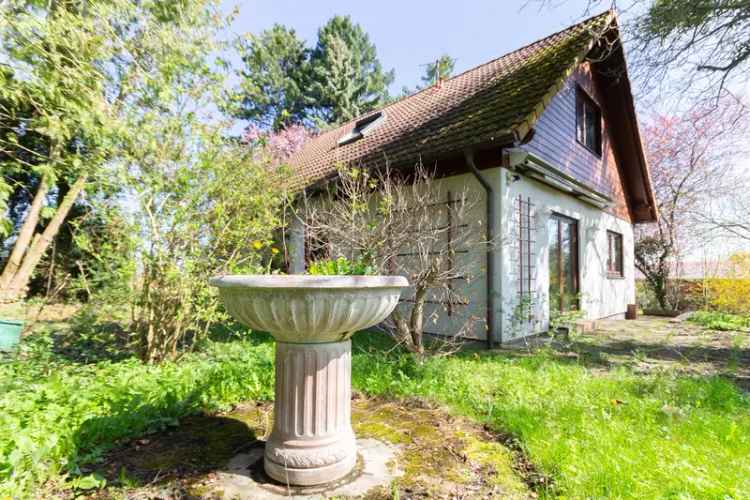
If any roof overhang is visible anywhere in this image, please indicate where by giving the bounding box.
[585,16,658,223]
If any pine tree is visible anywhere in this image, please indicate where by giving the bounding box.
[308,16,394,124]
[233,24,310,130]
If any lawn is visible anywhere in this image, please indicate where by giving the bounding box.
[1,307,748,498]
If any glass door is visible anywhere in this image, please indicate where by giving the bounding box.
[548,214,579,312]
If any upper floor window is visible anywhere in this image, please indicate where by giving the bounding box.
[607,230,623,278]
[576,87,602,156]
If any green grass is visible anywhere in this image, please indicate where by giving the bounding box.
[2,323,749,498]
[353,339,750,498]
[0,325,274,496]
[688,310,750,331]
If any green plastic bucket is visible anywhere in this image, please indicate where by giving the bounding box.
[0,319,23,351]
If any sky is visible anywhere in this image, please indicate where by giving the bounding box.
[222,0,610,95]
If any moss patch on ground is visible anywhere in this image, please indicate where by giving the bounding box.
[352,396,529,499]
[86,396,529,499]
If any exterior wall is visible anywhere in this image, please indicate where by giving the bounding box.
[499,172,636,341]
[522,63,632,222]
[392,170,494,341]
[386,165,635,343]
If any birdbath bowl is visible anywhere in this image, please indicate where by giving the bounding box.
[210,275,408,486]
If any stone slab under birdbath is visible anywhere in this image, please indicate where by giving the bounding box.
[210,275,408,486]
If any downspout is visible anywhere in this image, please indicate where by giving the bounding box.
[464,149,499,348]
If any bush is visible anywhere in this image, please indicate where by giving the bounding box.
[704,278,750,314]
[637,278,750,315]
[687,310,750,331]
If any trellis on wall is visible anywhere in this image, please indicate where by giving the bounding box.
[513,195,537,323]
[396,190,469,318]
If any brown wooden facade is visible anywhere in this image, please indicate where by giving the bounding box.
[521,62,632,222]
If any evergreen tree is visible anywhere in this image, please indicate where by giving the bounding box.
[308,16,394,124]
[421,54,455,86]
[233,24,310,130]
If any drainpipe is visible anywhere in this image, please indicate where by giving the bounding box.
[464,149,499,348]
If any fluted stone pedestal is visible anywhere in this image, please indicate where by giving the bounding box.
[264,340,355,485]
[209,275,408,487]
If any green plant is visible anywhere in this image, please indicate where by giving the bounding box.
[4,312,750,498]
[307,256,375,276]
[687,311,750,331]
[351,334,750,499]
[549,307,585,336]
[0,323,274,497]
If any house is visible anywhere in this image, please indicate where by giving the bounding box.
[285,10,657,344]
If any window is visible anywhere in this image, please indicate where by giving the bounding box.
[337,111,385,146]
[607,231,623,278]
[576,87,602,155]
[549,213,580,312]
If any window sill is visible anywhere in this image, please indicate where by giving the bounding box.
[607,273,625,280]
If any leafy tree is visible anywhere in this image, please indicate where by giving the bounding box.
[421,54,456,86]
[630,0,750,100]
[0,0,287,360]
[308,15,394,124]
[0,1,114,302]
[232,25,310,130]
[98,2,288,362]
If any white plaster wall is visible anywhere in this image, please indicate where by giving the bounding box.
[300,165,633,343]
[392,170,494,341]
[499,170,635,340]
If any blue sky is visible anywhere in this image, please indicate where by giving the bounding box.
[222,0,611,95]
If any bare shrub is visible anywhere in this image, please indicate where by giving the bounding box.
[302,164,488,357]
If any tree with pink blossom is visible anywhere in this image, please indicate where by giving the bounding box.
[242,124,312,164]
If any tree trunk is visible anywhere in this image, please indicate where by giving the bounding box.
[653,279,668,310]
[0,177,49,292]
[409,286,427,355]
[5,175,87,300]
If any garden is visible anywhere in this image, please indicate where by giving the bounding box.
[1,303,749,498]
[2,0,750,499]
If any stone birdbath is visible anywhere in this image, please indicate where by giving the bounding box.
[209,275,408,486]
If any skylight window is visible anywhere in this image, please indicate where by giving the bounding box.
[337,111,385,146]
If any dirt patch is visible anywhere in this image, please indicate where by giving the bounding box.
[351,396,531,499]
[77,397,531,499]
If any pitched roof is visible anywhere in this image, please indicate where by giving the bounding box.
[288,10,617,187]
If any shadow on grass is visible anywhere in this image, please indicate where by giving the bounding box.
[68,362,270,490]
[350,328,750,391]
[89,413,258,487]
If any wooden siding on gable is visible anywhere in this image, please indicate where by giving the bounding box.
[521,62,632,222]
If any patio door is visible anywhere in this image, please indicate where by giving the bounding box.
[548,214,579,312]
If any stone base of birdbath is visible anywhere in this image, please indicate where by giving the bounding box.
[209,275,408,486]
[264,340,355,485]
